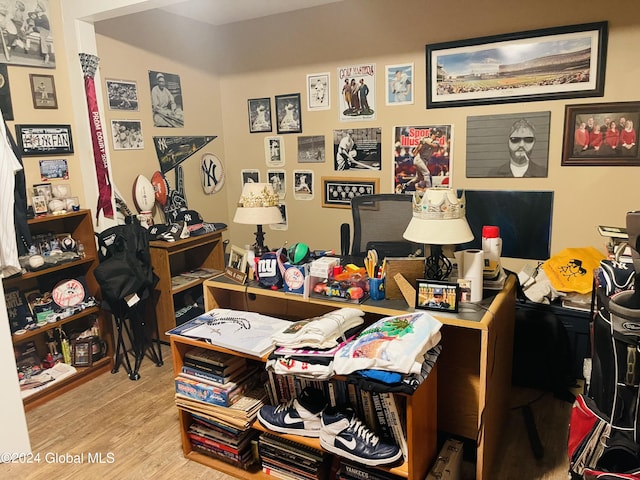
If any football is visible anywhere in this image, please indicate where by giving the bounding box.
[151,170,170,206]
[133,174,156,213]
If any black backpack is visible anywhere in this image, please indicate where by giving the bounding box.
[94,222,158,306]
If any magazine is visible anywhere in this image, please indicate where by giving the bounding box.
[167,309,291,357]
[181,267,224,279]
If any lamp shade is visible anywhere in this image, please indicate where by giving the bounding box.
[233,183,283,225]
[403,188,474,245]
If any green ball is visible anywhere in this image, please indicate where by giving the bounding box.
[288,242,310,265]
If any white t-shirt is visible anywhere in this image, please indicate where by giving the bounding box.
[0,111,22,278]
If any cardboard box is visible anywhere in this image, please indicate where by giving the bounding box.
[384,257,425,300]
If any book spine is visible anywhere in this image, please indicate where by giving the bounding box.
[258,441,320,469]
[181,365,230,384]
[259,433,323,462]
[359,388,378,434]
[341,460,400,480]
[261,458,319,479]
[370,391,393,442]
[183,358,244,376]
[188,432,240,455]
[379,392,408,461]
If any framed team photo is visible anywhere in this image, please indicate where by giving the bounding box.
[111,120,144,150]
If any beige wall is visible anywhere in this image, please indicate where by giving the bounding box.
[71,1,640,269]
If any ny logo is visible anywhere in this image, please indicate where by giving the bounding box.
[156,137,167,151]
[202,158,218,187]
[257,258,277,277]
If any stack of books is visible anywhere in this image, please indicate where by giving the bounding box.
[338,459,405,480]
[175,346,267,432]
[258,432,329,480]
[187,413,258,470]
[598,225,632,262]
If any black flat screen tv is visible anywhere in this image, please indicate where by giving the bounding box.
[457,190,554,260]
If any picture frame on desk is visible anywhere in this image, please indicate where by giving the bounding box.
[415,279,460,313]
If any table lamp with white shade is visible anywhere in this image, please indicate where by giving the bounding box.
[233,183,283,257]
[403,187,474,280]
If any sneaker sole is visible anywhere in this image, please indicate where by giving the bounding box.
[319,436,402,466]
[257,413,320,438]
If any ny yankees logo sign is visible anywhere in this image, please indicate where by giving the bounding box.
[201,153,224,195]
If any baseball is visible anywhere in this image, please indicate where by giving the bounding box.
[52,184,70,198]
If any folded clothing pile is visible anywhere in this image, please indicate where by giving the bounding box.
[267,308,365,379]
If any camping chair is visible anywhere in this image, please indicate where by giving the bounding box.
[94,219,163,380]
[340,194,420,260]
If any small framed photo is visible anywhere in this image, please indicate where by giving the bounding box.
[415,279,460,313]
[29,74,57,109]
[275,93,302,134]
[72,338,92,367]
[32,195,48,215]
[307,72,330,110]
[248,97,272,133]
[105,79,139,111]
[111,120,144,150]
[228,245,248,272]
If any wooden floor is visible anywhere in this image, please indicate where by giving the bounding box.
[4,345,574,480]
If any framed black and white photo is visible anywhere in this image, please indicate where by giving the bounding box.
[111,120,144,150]
[275,93,302,134]
[293,170,313,200]
[228,245,248,272]
[415,279,460,313]
[148,70,184,127]
[297,135,325,163]
[466,112,550,178]
[264,135,284,166]
[15,124,73,156]
[29,74,57,109]
[241,169,260,186]
[562,102,640,166]
[333,128,381,171]
[307,73,330,111]
[106,79,139,111]
[267,169,286,200]
[427,22,608,109]
[248,97,272,133]
[321,176,378,209]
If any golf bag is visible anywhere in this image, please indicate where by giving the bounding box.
[568,211,640,479]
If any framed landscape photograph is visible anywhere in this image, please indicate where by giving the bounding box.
[16,124,73,156]
[29,74,57,109]
[561,101,640,166]
[427,21,608,109]
[275,93,302,134]
[321,176,378,209]
[248,97,272,133]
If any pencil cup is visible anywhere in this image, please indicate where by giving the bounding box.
[368,277,385,301]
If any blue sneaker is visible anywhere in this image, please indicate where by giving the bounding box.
[257,387,327,437]
[320,408,402,466]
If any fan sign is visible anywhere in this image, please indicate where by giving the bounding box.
[133,174,155,213]
[201,153,224,195]
[52,279,86,308]
[151,170,170,206]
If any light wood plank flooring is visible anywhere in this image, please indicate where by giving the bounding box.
[4,345,574,480]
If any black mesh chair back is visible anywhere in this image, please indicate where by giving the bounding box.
[349,194,421,259]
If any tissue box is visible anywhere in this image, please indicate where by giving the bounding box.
[283,263,308,295]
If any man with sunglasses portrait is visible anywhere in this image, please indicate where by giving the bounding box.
[491,118,546,177]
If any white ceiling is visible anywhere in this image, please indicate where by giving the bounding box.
[160,0,343,26]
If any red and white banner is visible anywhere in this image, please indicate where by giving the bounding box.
[79,53,114,220]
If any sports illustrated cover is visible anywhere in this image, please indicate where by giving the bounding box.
[393,125,452,193]
[337,63,375,121]
[333,128,381,171]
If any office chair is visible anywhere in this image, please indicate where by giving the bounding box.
[341,194,420,259]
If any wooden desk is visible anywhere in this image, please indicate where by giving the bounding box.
[202,275,515,480]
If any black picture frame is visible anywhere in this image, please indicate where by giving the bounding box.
[415,279,460,313]
[72,338,92,367]
[29,74,57,109]
[248,97,272,133]
[561,102,640,166]
[426,21,608,109]
[275,93,302,134]
[15,124,74,156]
